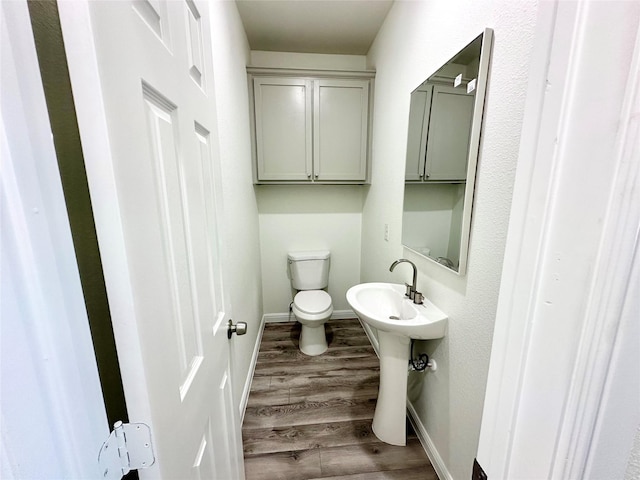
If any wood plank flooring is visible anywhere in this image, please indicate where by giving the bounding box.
[242,318,438,480]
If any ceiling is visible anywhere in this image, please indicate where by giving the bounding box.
[235,0,394,55]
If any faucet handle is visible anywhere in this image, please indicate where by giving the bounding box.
[404,283,414,298]
[413,291,424,305]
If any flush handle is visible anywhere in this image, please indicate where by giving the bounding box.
[227,319,247,339]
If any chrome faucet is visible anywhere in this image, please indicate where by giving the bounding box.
[389,259,423,304]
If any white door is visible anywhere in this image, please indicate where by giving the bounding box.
[58,1,244,478]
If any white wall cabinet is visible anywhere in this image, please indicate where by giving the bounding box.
[405,84,474,182]
[253,77,313,181]
[250,71,373,184]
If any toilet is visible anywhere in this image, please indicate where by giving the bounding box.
[288,250,333,356]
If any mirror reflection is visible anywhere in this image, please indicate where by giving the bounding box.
[401,30,492,274]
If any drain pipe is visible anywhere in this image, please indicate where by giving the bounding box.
[409,339,437,372]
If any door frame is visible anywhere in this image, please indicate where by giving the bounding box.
[1,1,112,477]
[477,1,640,478]
[26,0,132,430]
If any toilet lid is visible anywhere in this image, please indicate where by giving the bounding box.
[294,291,332,314]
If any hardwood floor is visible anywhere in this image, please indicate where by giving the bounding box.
[242,318,438,480]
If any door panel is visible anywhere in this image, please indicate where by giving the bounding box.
[59,0,244,477]
[142,86,203,383]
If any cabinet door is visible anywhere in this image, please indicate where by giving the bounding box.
[424,85,474,181]
[405,86,432,181]
[253,77,312,181]
[313,79,369,181]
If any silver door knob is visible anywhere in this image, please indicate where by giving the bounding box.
[227,319,247,339]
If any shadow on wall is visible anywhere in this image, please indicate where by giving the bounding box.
[255,184,365,213]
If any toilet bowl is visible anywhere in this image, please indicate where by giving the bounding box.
[292,290,333,356]
[288,250,333,356]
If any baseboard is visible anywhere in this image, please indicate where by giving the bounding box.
[263,312,295,323]
[407,400,453,480]
[264,309,356,323]
[239,314,266,424]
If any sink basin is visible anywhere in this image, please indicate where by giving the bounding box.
[346,282,448,446]
[346,283,447,339]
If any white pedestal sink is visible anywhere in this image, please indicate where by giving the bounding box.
[346,282,447,446]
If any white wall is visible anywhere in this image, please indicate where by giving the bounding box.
[364,1,537,478]
[627,428,640,479]
[257,186,363,314]
[250,50,367,70]
[401,183,460,261]
[208,0,263,409]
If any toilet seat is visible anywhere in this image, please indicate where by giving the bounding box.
[294,290,332,314]
[292,290,333,356]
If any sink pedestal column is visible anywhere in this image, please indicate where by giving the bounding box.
[372,330,411,446]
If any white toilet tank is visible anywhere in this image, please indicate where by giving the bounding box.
[288,250,330,290]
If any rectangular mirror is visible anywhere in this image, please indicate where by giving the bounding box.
[401,29,493,275]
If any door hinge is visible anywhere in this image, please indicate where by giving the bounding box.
[98,421,155,479]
